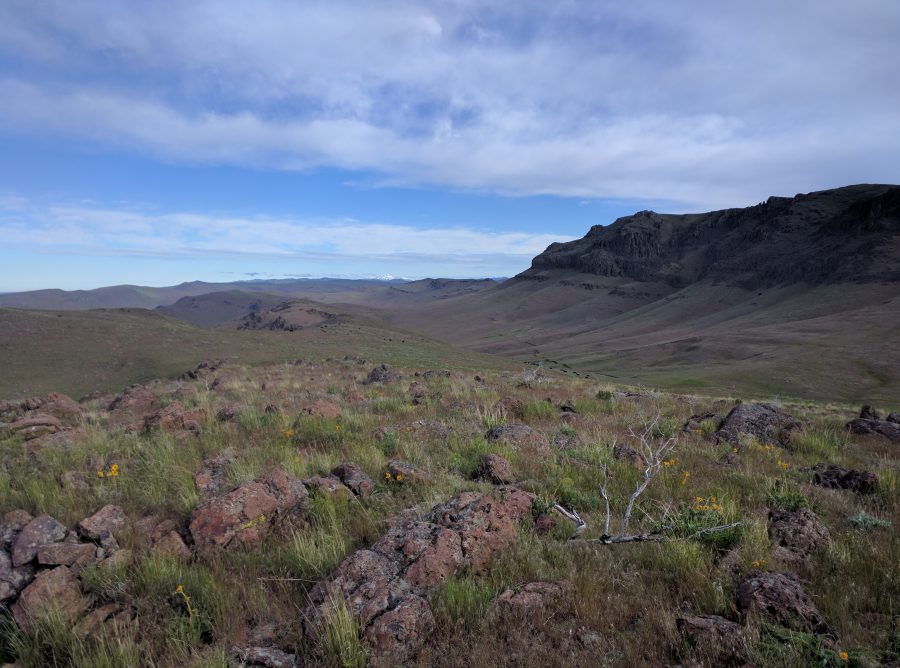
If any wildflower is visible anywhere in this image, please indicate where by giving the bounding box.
[752,559,766,568]
[839,651,849,661]
[175,584,184,594]
[335,424,342,431]
[97,470,105,478]
[395,473,404,482]
[384,472,392,480]
[680,470,691,485]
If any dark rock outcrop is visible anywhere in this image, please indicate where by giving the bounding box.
[846,406,900,441]
[811,463,878,494]
[715,403,801,446]
[736,571,829,635]
[485,423,551,455]
[331,463,375,498]
[676,613,749,667]
[476,454,515,484]
[768,507,829,564]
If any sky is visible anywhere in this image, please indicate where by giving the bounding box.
[1,1,899,291]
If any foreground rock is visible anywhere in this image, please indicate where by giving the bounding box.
[78,504,127,542]
[736,571,828,635]
[331,463,375,498]
[190,469,308,549]
[476,454,514,484]
[1,550,35,601]
[0,415,64,441]
[811,463,878,494]
[303,487,535,661]
[11,566,87,629]
[676,613,749,667]
[143,401,203,436]
[768,507,829,564]
[485,423,551,455]
[715,403,801,446]
[846,405,900,442]
[12,514,66,566]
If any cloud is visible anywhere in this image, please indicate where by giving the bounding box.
[0,0,898,208]
[0,196,569,270]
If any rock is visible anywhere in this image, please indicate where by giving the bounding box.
[533,514,556,535]
[676,613,748,667]
[304,476,353,500]
[476,454,514,485]
[845,417,900,441]
[1,415,64,441]
[37,542,97,569]
[194,454,234,497]
[683,411,718,433]
[99,548,132,570]
[385,460,430,485]
[216,404,242,422]
[331,463,375,498]
[39,393,83,425]
[1,550,34,601]
[153,531,191,561]
[189,468,308,549]
[12,566,87,630]
[485,423,551,456]
[181,359,224,380]
[365,364,400,384]
[888,412,900,424]
[12,514,66,566]
[859,405,881,420]
[302,400,342,420]
[75,602,120,637]
[495,581,573,613]
[768,508,829,564]
[232,646,297,668]
[811,463,878,494]
[107,385,156,426]
[715,403,801,446]
[303,487,535,660]
[553,432,580,451]
[613,443,647,469]
[1,510,33,550]
[78,505,127,542]
[493,397,525,420]
[143,401,186,432]
[736,571,828,635]
[365,595,434,659]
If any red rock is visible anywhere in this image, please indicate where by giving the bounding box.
[485,423,551,456]
[2,415,63,441]
[1,509,33,549]
[364,595,434,659]
[78,505,127,541]
[385,460,430,485]
[37,542,97,569]
[12,566,86,629]
[12,514,66,566]
[331,462,375,498]
[302,400,342,420]
[304,476,353,500]
[477,454,515,485]
[493,397,526,420]
[152,531,191,561]
[189,469,308,549]
[75,603,120,637]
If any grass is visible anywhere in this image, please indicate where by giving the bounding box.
[0,354,896,666]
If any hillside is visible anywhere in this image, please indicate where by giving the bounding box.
[388,185,900,403]
[0,308,511,400]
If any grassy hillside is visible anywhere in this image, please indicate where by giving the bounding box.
[0,308,511,400]
[0,358,896,666]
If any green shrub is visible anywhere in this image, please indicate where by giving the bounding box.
[765,482,811,512]
[321,595,367,668]
[430,576,495,628]
[847,511,890,531]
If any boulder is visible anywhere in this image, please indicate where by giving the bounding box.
[12,566,87,630]
[365,364,400,384]
[12,514,66,566]
[476,454,514,485]
[1,415,64,441]
[683,411,718,433]
[190,468,308,549]
[194,454,234,497]
[493,397,526,420]
[859,405,880,420]
[142,401,202,434]
[78,505,127,542]
[715,403,801,446]
[888,412,900,424]
[0,509,33,550]
[331,462,375,498]
[811,463,878,494]
[385,460,430,485]
[676,613,749,667]
[37,542,97,570]
[485,423,551,456]
[304,476,353,500]
[768,508,829,564]
[39,393,83,425]
[303,487,535,660]
[152,531,192,561]
[613,443,647,470]
[107,385,156,426]
[736,571,828,635]
[495,581,573,613]
[0,550,35,601]
[232,646,297,668]
[845,417,900,442]
[216,404,242,422]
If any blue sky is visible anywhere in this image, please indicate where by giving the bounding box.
[1,1,899,291]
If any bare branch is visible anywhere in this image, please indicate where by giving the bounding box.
[553,503,586,536]
[598,463,611,536]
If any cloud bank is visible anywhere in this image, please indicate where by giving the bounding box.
[1,0,898,209]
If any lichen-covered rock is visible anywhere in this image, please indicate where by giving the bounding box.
[736,571,828,635]
[304,475,354,500]
[12,514,66,566]
[194,453,234,497]
[476,454,514,485]
[0,509,33,550]
[485,423,551,455]
[303,487,535,661]
[232,645,297,668]
[78,505,127,542]
[385,460,430,485]
[12,566,87,630]
[677,613,749,667]
[1,549,35,601]
[331,462,375,498]
[715,403,801,446]
[768,507,829,564]
[811,463,878,494]
[37,542,97,570]
[190,468,308,549]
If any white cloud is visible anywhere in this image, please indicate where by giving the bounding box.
[0,0,899,208]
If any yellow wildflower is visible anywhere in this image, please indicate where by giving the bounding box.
[384,472,392,480]
[395,473,404,482]
[839,651,849,661]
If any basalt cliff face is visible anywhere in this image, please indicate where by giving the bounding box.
[523,184,900,289]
